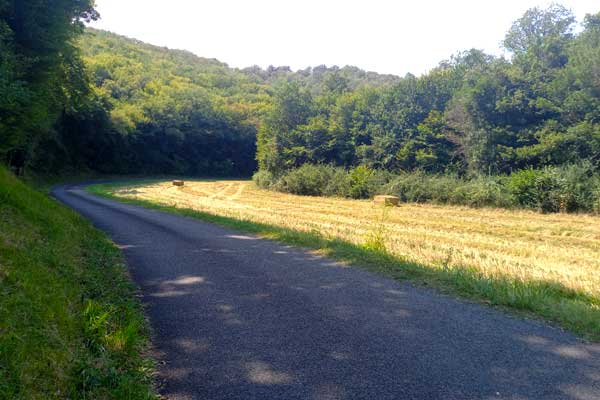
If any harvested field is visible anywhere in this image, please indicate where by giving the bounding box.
[111,180,600,301]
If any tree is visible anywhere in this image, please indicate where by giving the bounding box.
[503,3,575,70]
[0,0,98,170]
[257,81,313,173]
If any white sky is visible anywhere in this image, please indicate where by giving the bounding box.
[89,0,599,76]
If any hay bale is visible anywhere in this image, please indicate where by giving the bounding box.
[172,180,184,187]
[373,195,399,206]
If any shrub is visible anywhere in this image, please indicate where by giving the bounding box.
[381,171,435,203]
[452,176,512,208]
[346,166,391,199]
[508,163,597,213]
[275,164,337,196]
[534,168,568,213]
[593,179,600,214]
[259,163,600,214]
[383,173,511,208]
[252,169,276,189]
[560,163,597,212]
[507,169,541,209]
[424,175,460,203]
[266,164,390,199]
[506,167,565,212]
[323,168,351,197]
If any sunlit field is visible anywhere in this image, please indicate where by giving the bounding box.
[111,180,600,301]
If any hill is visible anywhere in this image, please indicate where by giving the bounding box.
[1,4,599,186]
[30,28,401,176]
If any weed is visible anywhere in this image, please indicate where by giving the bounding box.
[363,205,391,253]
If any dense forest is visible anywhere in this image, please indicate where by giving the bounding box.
[72,29,399,175]
[258,5,600,176]
[0,1,397,176]
[0,2,599,210]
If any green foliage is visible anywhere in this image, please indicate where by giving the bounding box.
[372,165,599,212]
[3,2,600,198]
[39,29,401,177]
[75,29,261,176]
[252,169,277,189]
[274,164,339,196]
[253,6,600,215]
[257,6,600,181]
[0,0,97,169]
[383,171,453,203]
[507,163,599,212]
[242,64,400,94]
[322,167,352,197]
[263,164,391,199]
[347,165,374,199]
[346,166,391,199]
[0,167,155,399]
[382,171,502,205]
[503,3,575,69]
[452,176,513,208]
[363,206,390,253]
[266,164,600,213]
[506,168,540,207]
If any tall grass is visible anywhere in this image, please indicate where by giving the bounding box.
[0,168,155,399]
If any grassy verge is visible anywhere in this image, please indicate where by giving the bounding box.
[0,168,156,399]
[89,181,600,342]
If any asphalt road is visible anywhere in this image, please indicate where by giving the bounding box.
[52,184,600,400]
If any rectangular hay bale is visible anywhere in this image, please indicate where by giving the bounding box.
[373,195,399,206]
[172,180,184,186]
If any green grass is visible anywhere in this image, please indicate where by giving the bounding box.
[89,181,600,342]
[0,169,156,399]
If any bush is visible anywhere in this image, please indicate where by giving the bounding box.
[275,164,337,196]
[507,163,597,213]
[593,180,600,214]
[261,164,390,199]
[537,168,569,213]
[423,175,460,203]
[323,168,351,197]
[560,163,598,212]
[383,173,511,208]
[381,171,436,203]
[346,166,391,199]
[451,176,512,208]
[258,163,600,214]
[506,169,541,208]
[252,169,276,189]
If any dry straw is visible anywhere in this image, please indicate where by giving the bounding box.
[115,180,600,300]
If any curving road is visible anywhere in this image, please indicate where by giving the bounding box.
[53,184,600,400]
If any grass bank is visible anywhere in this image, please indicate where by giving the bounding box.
[0,168,156,399]
[89,180,600,341]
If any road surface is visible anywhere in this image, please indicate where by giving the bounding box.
[53,184,600,400]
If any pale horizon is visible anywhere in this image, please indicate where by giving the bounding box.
[90,0,599,77]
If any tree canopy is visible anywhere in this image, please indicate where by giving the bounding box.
[1,3,599,179]
[258,6,600,176]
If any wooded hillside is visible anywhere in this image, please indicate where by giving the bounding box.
[257,5,600,176]
[1,2,599,181]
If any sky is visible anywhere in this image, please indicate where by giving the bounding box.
[89,0,599,76]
